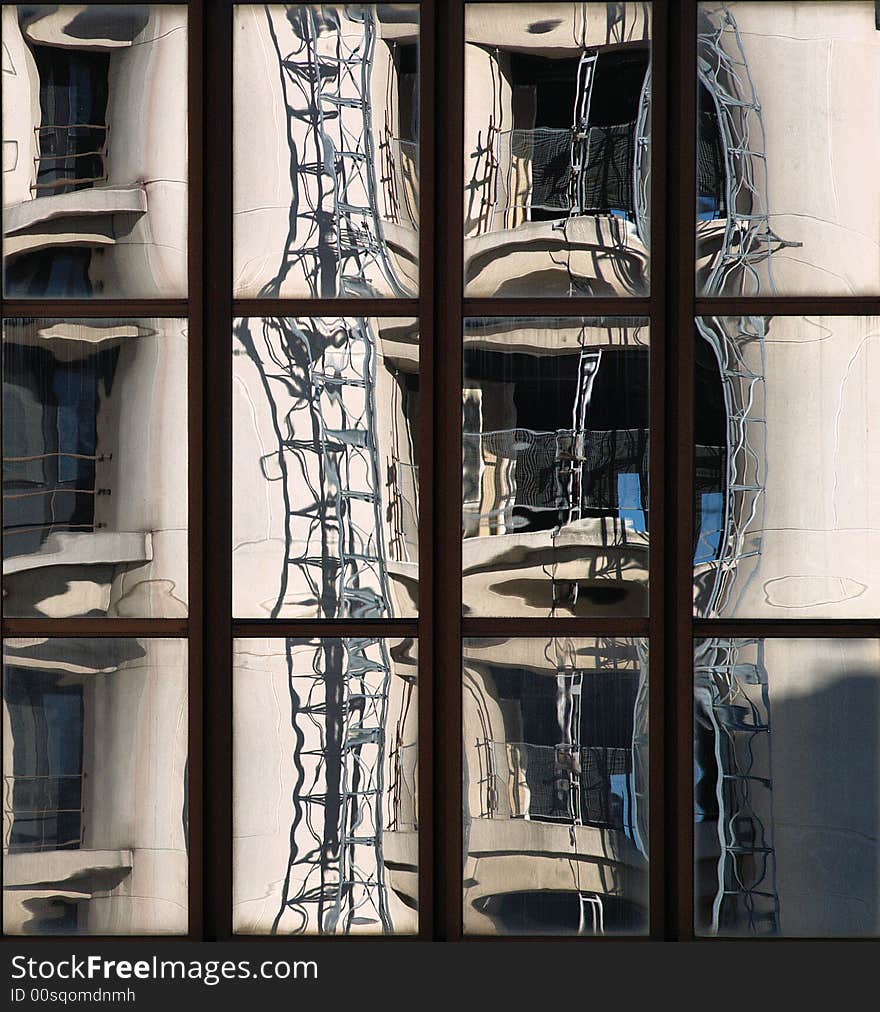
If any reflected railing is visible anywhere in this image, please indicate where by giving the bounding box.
[4,773,84,853]
[489,123,641,234]
[475,739,634,833]
[32,123,109,196]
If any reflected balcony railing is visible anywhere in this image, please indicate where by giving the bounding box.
[488,122,640,234]
[2,450,107,559]
[380,137,419,231]
[32,123,109,197]
[4,773,84,853]
[475,739,633,833]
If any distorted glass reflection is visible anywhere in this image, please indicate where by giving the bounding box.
[233,637,418,935]
[3,318,188,618]
[463,637,648,935]
[2,637,188,936]
[463,317,649,617]
[694,315,880,618]
[2,5,188,298]
[697,3,880,296]
[233,316,418,618]
[463,3,651,297]
[695,637,880,936]
[233,4,419,298]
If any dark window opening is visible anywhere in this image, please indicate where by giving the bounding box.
[2,339,120,559]
[4,667,84,853]
[698,82,727,220]
[30,42,109,196]
[473,890,646,936]
[4,247,94,298]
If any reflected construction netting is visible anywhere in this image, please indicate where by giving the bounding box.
[696,2,880,297]
[233,637,418,935]
[2,317,189,619]
[233,315,419,618]
[694,637,880,937]
[2,4,188,298]
[463,636,649,936]
[463,2,651,297]
[233,3,420,298]
[694,315,880,618]
[2,637,188,936]
[463,316,649,617]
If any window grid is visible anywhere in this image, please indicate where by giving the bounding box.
[2,0,877,942]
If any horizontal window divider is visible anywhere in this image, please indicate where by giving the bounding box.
[694,297,880,317]
[693,619,880,639]
[461,617,649,639]
[232,298,420,319]
[1,618,189,638]
[231,619,419,639]
[1,300,190,319]
[462,298,653,319]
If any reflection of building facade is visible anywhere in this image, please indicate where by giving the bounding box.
[2,638,188,935]
[231,4,422,938]
[233,638,418,934]
[464,3,651,297]
[693,3,880,936]
[463,316,649,617]
[233,4,419,298]
[2,5,188,297]
[463,637,648,935]
[2,318,189,618]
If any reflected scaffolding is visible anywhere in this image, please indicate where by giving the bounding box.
[463,316,649,617]
[695,637,880,937]
[2,5,188,298]
[697,2,880,296]
[694,315,880,619]
[233,4,420,298]
[2,638,188,936]
[233,316,418,618]
[233,637,418,935]
[463,636,649,936]
[2,318,189,619]
[463,2,651,297]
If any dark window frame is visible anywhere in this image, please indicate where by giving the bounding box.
[1,0,877,943]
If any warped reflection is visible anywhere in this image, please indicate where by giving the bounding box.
[233,4,419,298]
[2,638,188,936]
[696,2,880,297]
[2,5,188,298]
[463,637,649,936]
[695,637,880,937]
[2,318,189,618]
[463,2,652,297]
[233,637,418,935]
[233,316,418,618]
[694,316,880,619]
[463,317,649,617]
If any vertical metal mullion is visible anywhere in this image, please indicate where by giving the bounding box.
[187,0,205,940]
[648,0,669,942]
[203,0,234,940]
[666,0,698,941]
[434,0,464,942]
[418,0,437,941]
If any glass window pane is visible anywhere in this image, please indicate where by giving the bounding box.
[697,2,880,296]
[695,637,880,936]
[233,636,419,935]
[464,2,651,297]
[463,316,649,617]
[463,636,649,936]
[2,637,188,936]
[694,315,880,618]
[233,316,419,618]
[2,317,188,618]
[233,4,420,298]
[2,5,188,298]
